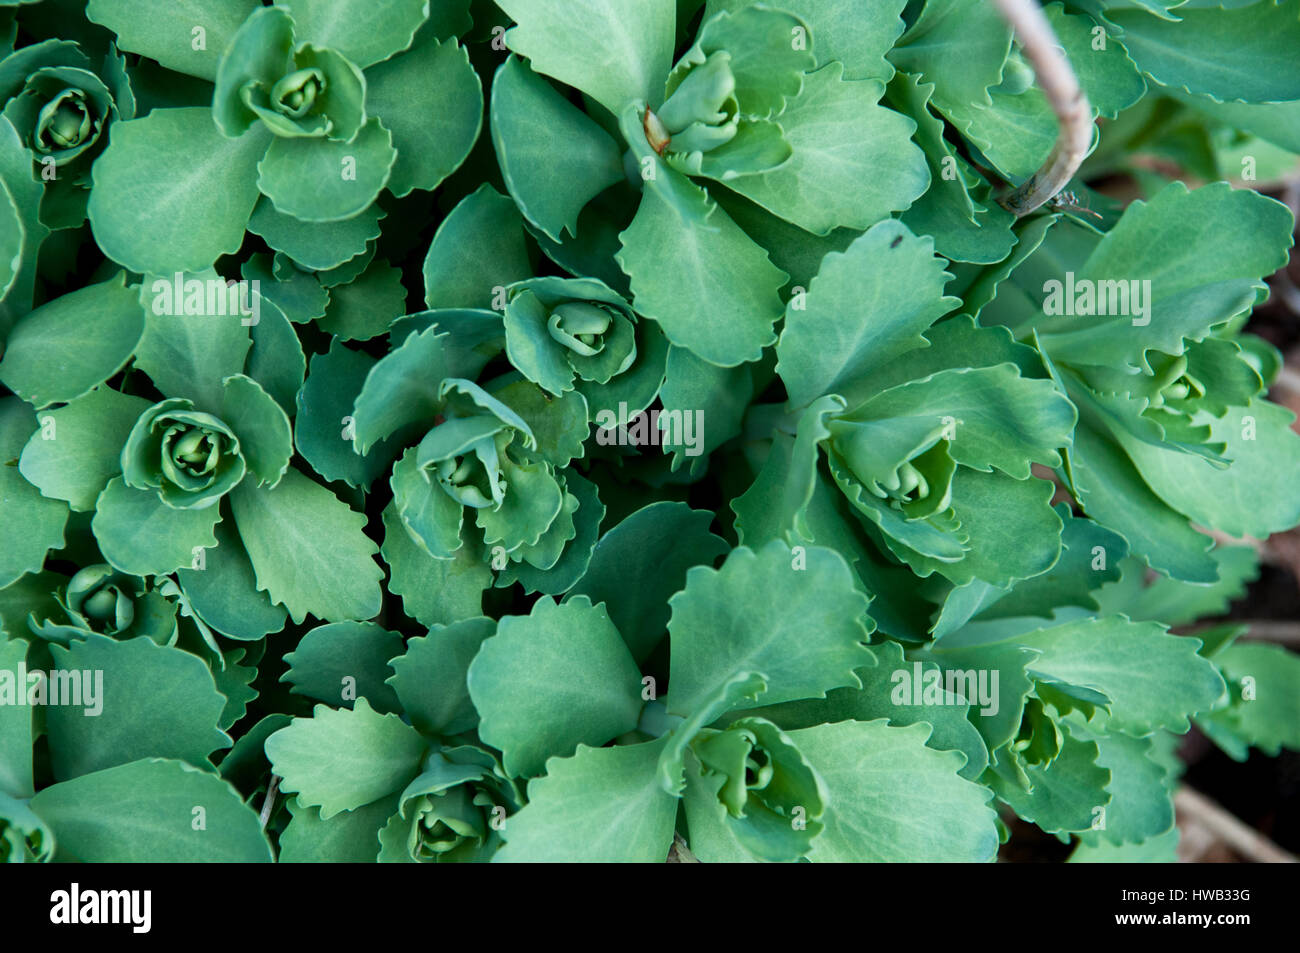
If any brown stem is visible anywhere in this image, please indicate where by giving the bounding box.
[990,0,1094,216]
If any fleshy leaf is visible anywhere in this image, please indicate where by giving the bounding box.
[257,117,396,222]
[666,540,872,717]
[490,55,624,242]
[617,176,786,367]
[89,108,268,274]
[282,620,404,713]
[46,633,230,779]
[387,616,497,737]
[468,596,644,777]
[86,0,260,81]
[495,0,675,115]
[422,184,533,310]
[230,467,383,623]
[266,697,428,819]
[366,30,482,196]
[92,476,220,576]
[276,0,428,69]
[495,738,677,862]
[29,758,272,861]
[18,386,149,512]
[571,502,728,663]
[0,273,143,409]
[790,719,999,861]
[725,63,927,235]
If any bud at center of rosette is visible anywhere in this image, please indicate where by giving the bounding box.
[121,398,247,509]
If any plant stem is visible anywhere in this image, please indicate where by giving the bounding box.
[990,0,1094,216]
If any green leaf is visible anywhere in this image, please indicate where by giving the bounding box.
[1039,183,1292,371]
[1047,2,1145,119]
[316,259,407,342]
[1069,420,1217,583]
[92,476,220,576]
[979,507,1127,621]
[776,219,958,409]
[257,117,396,222]
[380,501,490,627]
[1200,641,1300,757]
[673,5,813,119]
[278,793,395,862]
[86,0,260,81]
[221,374,292,487]
[988,733,1110,835]
[391,446,464,558]
[30,758,273,861]
[245,297,307,416]
[657,346,751,468]
[422,184,533,310]
[617,177,786,367]
[724,63,927,235]
[1072,723,1174,847]
[366,31,482,197]
[0,176,21,301]
[89,108,268,274]
[295,341,399,487]
[134,273,253,413]
[18,386,149,512]
[666,540,872,717]
[496,469,604,596]
[468,596,644,777]
[46,633,230,779]
[495,738,677,862]
[851,364,1075,477]
[243,256,328,327]
[496,0,675,115]
[248,197,384,271]
[1011,617,1226,734]
[266,697,427,818]
[0,637,33,797]
[571,502,728,663]
[490,55,624,242]
[747,640,990,781]
[1070,826,1179,863]
[177,513,288,641]
[888,0,1010,114]
[1093,547,1256,628]
[210,4,295,139]
[230,468,383,623]
[0,397,68,582]
[0,115,48,333]
[1118,401,1300,540]
[387,616,496,737]
[283,621,404,713]
[0,273,144,409]
[790,720,999,861]
[276,0,428,70]
[709,0,906,83]
[1110,0,1300,104]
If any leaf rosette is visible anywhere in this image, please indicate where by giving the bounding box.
[688,717,827,862]
[503,277,641,397]
[0,39,134,207]
[214,6,364,142]
[378,746,521,863]
[122,398,247,509]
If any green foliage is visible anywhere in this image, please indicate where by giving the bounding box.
[1,0,1297,865]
